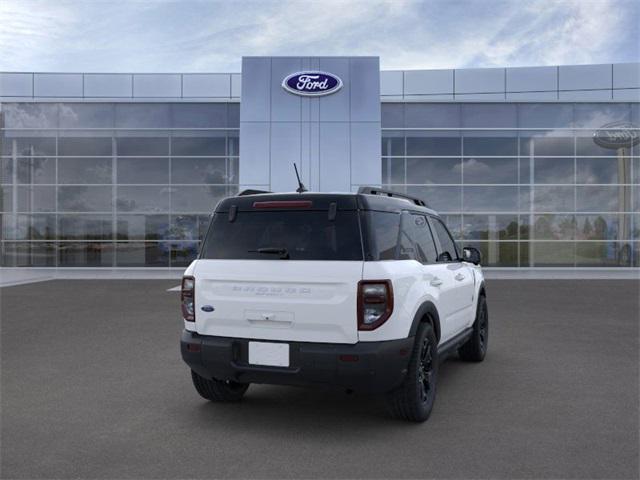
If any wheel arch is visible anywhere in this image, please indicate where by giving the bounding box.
[408,301,441,342]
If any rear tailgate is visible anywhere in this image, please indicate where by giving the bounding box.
[194,260,362,344]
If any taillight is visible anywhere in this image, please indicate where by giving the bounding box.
[181,276,195,322]
[357,280,393,330]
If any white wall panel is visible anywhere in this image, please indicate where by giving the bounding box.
[34,74,83,97]
[84,74,132,97]
[404,69,453,95]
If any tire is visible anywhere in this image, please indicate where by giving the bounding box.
[190,370,249,402]
[458,295,488,362]
[386,322,438,422]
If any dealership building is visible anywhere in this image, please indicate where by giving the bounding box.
[0,57,638,271]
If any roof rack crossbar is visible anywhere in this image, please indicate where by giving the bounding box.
[238,189,272,196]
[357,186,428,207]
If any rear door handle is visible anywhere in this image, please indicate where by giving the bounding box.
[455,273,465,281]
[430,277,443,287]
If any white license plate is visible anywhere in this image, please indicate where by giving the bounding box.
[248,341,290,367]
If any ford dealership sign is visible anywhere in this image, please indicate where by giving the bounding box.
[282,71,343,96]
[593,122,639,149]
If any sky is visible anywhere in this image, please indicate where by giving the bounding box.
[0,0,638,73]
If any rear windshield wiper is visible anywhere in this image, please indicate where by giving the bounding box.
[248,247,290,259]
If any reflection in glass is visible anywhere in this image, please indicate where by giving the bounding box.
[576,186,625,212]
[463,186,519,212]
[2,104,59,129]
[58,242,114,267]
[406,158,461,184]
[404,104,461,128]
[169,241,200,267]
[58,137,112,156]
[463,241,518,267]
[461,104,517,128]
[573,103,631,128]
[533,214,576,240]
[406,135,461,156]
[462,158,518,184]
[382,158,405,184]
[576,158,629,184]
[381,135,404,156]
[171,186,232,212]
[463,137,517,156]
[17,157,56,184]
[575,214,631,241]
[381,104,403,127]
[116,215,169,240]
[117,158,169,184]
[116,137,168,156]
[1,137,56,156]
[2,214,56,240]
[171,136,226,156]
[58,158,112,184]
[533,186,574,212]
[520,136,574,156]
[575,242,631,267]
[531,242,575,266]
[116,186,170,213]
[405,186,462,212]
[534,158,574,184]
[171,158,228,184]
[59,215,112,240]
[171,104,228,128]
[114,104,171,128]
[58,186,111,212]
[17,186,56,212]
[59,104,114,128]
[462,215,518,240]
[1,242,56,266]
[115,242,169,267]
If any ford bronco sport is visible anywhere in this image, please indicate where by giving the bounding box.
[180,187,487,422]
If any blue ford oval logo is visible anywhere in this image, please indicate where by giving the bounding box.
[282,71,343,97]
[201,305,215,312]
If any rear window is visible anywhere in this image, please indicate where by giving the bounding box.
[201,211,363,261]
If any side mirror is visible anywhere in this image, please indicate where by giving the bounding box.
[463,247,481,265]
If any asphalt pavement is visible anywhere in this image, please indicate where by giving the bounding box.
[1,279,638,479]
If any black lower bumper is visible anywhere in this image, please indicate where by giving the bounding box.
[181,330,414,394]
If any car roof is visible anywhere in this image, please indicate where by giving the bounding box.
[215,191,440,216]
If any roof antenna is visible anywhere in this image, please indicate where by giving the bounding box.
[293,163,308,193]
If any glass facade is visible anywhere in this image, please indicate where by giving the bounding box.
[1,100,638,268]
[382,103,639,267]
[0,103,239,267]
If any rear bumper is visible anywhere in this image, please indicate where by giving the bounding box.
[181,330,414,394]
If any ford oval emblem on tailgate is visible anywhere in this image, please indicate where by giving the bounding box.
[201,305,215,312]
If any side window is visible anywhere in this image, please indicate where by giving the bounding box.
[397,213,417,261]
[397,213,438,263]
[412,215,438,263]
[430,217,459,262]
[366,211,401,260]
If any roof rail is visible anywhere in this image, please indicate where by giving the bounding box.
[357,186,428,207]
[238,189,272,196]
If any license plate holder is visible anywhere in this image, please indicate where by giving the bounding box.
[248,341,290,367]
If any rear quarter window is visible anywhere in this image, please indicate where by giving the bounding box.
[364,211,401,260]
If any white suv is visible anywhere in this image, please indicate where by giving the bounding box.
[180,187,488,422]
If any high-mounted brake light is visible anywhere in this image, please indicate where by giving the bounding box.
[181,276,195,322]
[357,280,393,331]
[253,200,313,209]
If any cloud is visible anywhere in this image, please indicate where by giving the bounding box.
[0,0,637,72]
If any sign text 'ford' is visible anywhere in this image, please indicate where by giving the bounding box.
[282,71,343,97]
